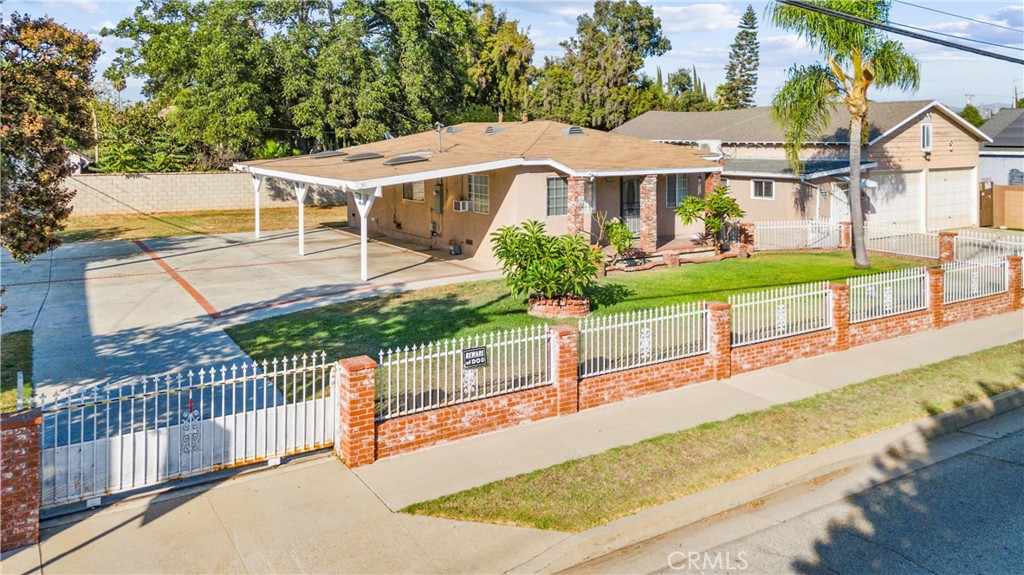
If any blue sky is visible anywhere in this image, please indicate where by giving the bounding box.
[6,0,1024,111]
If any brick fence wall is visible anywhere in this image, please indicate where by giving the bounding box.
[1,410,42,552]
[66,172,346,216]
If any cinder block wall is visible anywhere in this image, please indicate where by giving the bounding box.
[65,172,346,216]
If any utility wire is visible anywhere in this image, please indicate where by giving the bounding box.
[894,1,1024,34]
[777,0,1024,65]
[893,19,1023,51]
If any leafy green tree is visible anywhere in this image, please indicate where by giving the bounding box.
[769,0,919,269]
[1,15,99,262]
[715,5,760,110]
[602,219,634,264]
[253,140,300,160]
[665,67,714,112]
[465,3,534,117]
[676,184,745,251]
[490,221,603,300]
[958,103,984,128]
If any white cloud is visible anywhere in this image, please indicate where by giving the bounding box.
[34,0,100,13]
[655,3,741,33]
[90,19,115,33]
[924,5,1024,48]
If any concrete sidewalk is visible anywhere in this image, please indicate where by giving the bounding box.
[2,312,1020,575]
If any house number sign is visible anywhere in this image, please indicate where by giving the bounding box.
[463,346,487,369]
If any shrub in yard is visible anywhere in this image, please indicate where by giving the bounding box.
[602,218,635,264]
[491,220,603,300]
[676,184,745,251]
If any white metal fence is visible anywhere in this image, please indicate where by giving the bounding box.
[863,222,939,260]
[578,303,708,378]
[754,220,841,251]
[38,352,335,509]
[376,325,551,421]
[954,230,1024,261]
[848,267,929,323]
[730,282,832,346]
[942,258,1008,304]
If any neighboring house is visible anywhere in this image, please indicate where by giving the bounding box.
[979,108,1024,186]
[237,120,722,272]
[66,149,92,175]
[614,100,992,230]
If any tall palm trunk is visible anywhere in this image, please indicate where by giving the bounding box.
[847,110,871,268]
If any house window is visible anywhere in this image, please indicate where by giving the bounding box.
[921,123,932,152]
[402,181,425,202]
[721,177,730,190]
[547,177,568,216]
[468,174,490,214]
[667,174,688,208]
[753,180,774,200]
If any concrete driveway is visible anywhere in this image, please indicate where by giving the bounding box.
[0,227,496,396]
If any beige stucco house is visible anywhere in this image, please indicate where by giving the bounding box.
[614,100,992,231]
[236,120,722,276]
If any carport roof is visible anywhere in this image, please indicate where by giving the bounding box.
[234,120,722,190]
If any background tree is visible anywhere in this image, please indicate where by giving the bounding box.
[1,15,100,262]
[715,5,759,110]
[464,3,534,118]
[958,103,984,128]
[665,67,715,112]
[769,0,919,269]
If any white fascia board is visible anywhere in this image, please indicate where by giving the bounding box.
[722,170,801,181]
[868,101,993,145]
[583,166,722,177]
[232,164,353,189]
[979,150,1024,156]
[804,162,878,179]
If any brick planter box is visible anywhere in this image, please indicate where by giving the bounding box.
[528,296,591,318]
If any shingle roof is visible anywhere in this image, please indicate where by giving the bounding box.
[613,100,939,144]
[237,120,721,188]
[980,109,1024,149]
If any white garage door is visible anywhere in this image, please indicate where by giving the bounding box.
[926,168,974,230]
[866,171,922,226]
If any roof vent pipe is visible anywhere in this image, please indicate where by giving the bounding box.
[498,111,503,123]
[435,122,444,153]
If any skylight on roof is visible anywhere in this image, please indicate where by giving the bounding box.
[382,154,428,166]
[344,152,384,162]
[311,150,346,159]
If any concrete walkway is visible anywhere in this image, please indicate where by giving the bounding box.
[2,312,1020,574]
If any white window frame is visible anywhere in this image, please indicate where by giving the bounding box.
[752,179,775,200]
[467,174,490,214]
[666,174,687,208]
[720,177,730,190]
[402,181,425,202]
[583,180,596,214]
[546,177,568,217]
[921,123,932,152]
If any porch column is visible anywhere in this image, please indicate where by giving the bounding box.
[638,174,658,254]
[352,187,381,282]
[294,184,309,256]
[566,176,587,237]
[251,174,262,240]
[704,170,721,195]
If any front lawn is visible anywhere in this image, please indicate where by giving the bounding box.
[226,252,926,362]
[404,341,1024,532]
[1,330,33,412]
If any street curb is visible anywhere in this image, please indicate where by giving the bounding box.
[509,386,1024,574]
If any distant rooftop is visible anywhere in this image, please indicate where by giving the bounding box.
[980,108,1024,150]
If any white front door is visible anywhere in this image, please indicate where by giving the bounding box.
[926,168,974,230]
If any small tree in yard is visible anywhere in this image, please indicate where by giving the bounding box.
[491,220,603,301]
[676,184,745,251]
[602,218,635,264]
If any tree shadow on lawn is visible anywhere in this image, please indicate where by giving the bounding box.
[585,283,635,311]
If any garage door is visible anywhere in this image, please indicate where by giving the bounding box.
[927,168,974,230]
[866,171,922,226]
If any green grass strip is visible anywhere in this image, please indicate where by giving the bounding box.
[1,330,33,413]
[404,341,1024,532]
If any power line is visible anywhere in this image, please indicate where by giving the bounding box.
[894,1,1024,34]
[777,0,1024,66]
[892,19,1023,52]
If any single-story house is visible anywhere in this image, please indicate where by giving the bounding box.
[979,108,1024,186]
[613,100,992,230]
[235,119,722,277]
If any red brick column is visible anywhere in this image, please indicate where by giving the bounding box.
[638,174,658,254]
[707,302,732,380]
[839,221,852,249]
[1008,256,1022,311]
[1,409,42,552]
[549,325,580,415]
[928,268,945,328]
[829,283,851,351]
[566,176,587,237]
[938,231,958,263]
[739,222,756,256]
[335,356,377,467]
[704,171,720,195]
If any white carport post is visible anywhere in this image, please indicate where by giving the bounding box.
[352,186,381,282]
[295,183,309,256]
[251,174,262,240]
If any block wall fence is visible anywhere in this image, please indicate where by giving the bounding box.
[65,172,346,216]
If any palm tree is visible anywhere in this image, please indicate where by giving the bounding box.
[768,0,919,268]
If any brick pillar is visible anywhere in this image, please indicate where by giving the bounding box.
[549,325,580,415]
[664,252,680,267]
[829,283,851,351]
[707,302,732,380]
[739,222,756,257]
[335,356,377,467]
[928,268,945,328]
[566,176,587,237]
[638,174,658,254]
[1008,256,1022,311]
[938,231,958,263]
[704,170,720,195]
[839,221,852,249]
[1,409,42,553]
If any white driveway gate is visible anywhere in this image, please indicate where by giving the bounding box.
[39,352,336,509]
